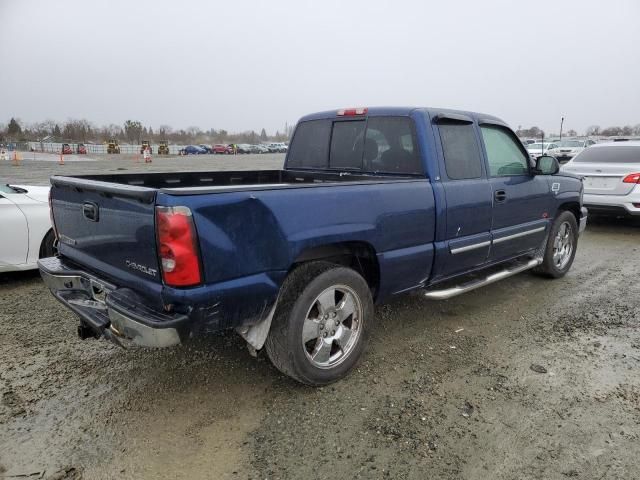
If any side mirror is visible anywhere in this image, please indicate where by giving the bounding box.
[535,155,560,175]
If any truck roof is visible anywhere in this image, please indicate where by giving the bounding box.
[298,106,507,127]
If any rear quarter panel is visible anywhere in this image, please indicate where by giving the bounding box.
[157,180,436,304]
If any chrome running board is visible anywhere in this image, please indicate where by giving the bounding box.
[424,258,542,300]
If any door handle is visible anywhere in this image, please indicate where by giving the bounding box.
[494,190,507,202]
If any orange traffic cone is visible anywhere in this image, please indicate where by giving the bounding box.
[12,150,19,166]
[59,151,65,165]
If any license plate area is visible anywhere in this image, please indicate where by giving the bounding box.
[584,176,619,190]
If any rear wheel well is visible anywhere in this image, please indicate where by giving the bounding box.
[291,242,380,299]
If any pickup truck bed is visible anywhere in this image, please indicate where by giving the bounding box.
[47,167,435,340]
[40,106,586,385]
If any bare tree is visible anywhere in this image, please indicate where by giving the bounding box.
[124,120,143,143]
[586,125,601,136]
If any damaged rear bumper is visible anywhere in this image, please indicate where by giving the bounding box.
[38,256,185,348]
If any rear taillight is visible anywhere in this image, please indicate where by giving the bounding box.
[337,107,368,116]
[155,206,202,287]
[622,173,640,184]
[48,189,58,240]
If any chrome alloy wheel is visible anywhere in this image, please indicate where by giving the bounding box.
[553,221,574,269]
[301,285,363,369]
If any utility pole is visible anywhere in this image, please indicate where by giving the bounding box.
[559,117,564,141]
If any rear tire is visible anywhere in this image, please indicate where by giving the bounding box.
[533,211,578,278]
[265,262,374,386]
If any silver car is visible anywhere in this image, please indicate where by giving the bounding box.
[561,142,640,217]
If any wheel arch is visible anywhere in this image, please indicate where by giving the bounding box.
[557,201,581,225]
[291,241,380,300]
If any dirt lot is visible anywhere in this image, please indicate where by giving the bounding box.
[1,155,639,479]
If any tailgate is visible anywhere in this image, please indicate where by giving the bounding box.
[50,176,161,287]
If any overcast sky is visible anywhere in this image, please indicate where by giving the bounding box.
[1,0,639,135]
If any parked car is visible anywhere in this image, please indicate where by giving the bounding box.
[198,144,213,154]
[526,142,558,160]
[1,184,55,272]
[236,144,253,154]
[213,144,234,154]
[266,142,288,153]
[251,144,270,154]
[520,139,536,145]
[179,145,207,155]
[547,139,596,163]
[61,144,73,155]
[561,141,640,217]
[39,106,586,386]
[76,144,87,154]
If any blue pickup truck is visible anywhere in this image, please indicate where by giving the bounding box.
[39,107,587,385]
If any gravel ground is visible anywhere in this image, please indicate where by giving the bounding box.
[1,155,639,479]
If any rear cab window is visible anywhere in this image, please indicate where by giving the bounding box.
[330,120,365,169]
[286,120,331,169]
[363,117,421,174]
[286,115,423,175]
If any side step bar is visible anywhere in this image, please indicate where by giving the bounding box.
[424,258,542,300]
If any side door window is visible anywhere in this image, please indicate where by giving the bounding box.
[480,126,530,177]
[438,122,483,180]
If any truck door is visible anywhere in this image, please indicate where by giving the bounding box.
[433,116,493,279]
[0,194,29,268]
[479,123,551,262]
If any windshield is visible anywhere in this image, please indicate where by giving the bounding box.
[0,184,26,194]
[573,146,640,163]
[558,141,583,147]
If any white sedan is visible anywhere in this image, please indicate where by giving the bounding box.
[526,142,559,160]
[561,142,640,217]
[0,184,55,272]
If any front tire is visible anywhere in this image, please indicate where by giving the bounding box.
[534,211,578,278]
[265,262,374,386]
